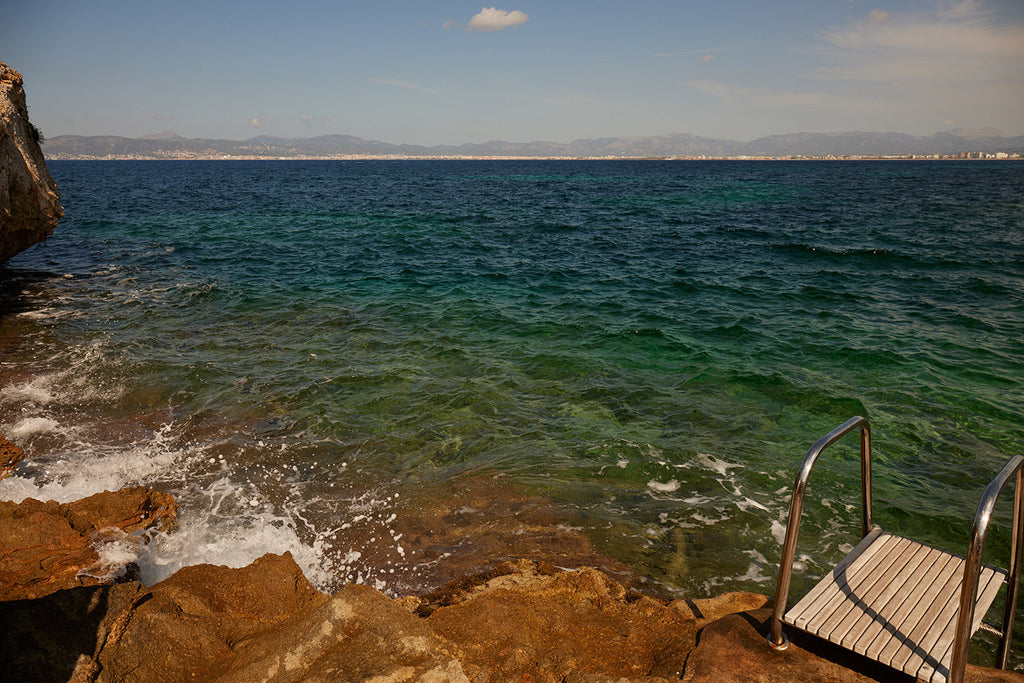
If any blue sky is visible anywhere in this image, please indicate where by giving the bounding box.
[5,0,1023,144]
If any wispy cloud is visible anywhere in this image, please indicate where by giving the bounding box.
[812,0,1024,119]
[468,7,529,32]
[249,117,263,129]
[690,1,1024,133]
[368,79,439,95]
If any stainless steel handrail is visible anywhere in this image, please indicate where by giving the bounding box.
[948,454,1024,683]
[768,415,873,649]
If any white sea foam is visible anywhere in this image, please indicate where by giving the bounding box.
[647,478,680,493]
[0,377,56,405]
[5,416,62,439]
[770,519,788,546]
[0,423,184,503]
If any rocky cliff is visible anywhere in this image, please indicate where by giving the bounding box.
[0,63,61,262]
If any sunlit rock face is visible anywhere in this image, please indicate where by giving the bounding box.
[0,62,61,263]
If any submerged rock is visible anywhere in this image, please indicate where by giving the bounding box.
[0,62,61,262]
[0,487,177,601]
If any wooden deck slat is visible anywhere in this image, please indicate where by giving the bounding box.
[782,528,888,630]
[813,537,920,640]
[862,551,958,661]
[911,568,1007,683]
[842,544,944,652]
[788,533,908,632]
[880,555,965,669]
[797,535,912,635]
[783,532,1007,683]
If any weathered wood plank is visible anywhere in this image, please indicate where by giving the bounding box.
[783,527,885,628]
[782,532,1007,683]
[802,536,913,636]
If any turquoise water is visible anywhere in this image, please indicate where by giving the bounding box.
[1,161,1022,616]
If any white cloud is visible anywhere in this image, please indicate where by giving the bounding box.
[368,79,439,95]
[468,7,528,32]
[249,117,263,129]
[815,2,1024,98]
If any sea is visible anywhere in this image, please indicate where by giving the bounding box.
[1,159,1023,652]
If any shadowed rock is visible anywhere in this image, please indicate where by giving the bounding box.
[0,63,61,262]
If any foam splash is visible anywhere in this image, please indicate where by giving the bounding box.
[647,478,681,493]
[77,527,142,582]
[0,423,186,504]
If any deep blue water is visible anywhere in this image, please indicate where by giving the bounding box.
[1,161,1022,622]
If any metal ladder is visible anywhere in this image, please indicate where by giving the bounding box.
[767,416,1024,683]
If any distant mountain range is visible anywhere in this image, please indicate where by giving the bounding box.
[41,129,1024,160]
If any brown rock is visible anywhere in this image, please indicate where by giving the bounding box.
[0,63,61,262]
[683,606,1024,683]
[0,487,177,601]
[0,433,25,480]
[92,552,332,682]
[426,559,698,682]
[90,552,468,682]
[671,590,770,627]
[210,584,469,682]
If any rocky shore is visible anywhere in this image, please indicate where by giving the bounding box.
[2,436,1021,683]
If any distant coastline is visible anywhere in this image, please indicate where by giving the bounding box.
[42,129,1024,162]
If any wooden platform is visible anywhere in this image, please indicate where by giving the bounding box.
[783,529,1007,683]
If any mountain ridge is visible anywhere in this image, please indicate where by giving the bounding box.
[41,129,1024,159]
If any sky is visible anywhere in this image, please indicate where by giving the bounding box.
[4,0,1024,145]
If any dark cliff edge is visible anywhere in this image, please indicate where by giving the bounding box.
[0,63,61,263]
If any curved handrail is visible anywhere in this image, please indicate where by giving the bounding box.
[948,454,1024,683]
[768,415,873,649]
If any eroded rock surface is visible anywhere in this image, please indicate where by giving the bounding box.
[0,487,177,601]
[0,62,61,262]
[424,559,698,682]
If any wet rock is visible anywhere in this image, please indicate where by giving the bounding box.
[90,552,467,682]
[0,63,61,262]
[0,433,24,480]
[0,487,177,601]
[425,559,699,682]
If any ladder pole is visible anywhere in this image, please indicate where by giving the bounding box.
[950,455,1024,683]
[997,466,1024,668]
[860,421,873,538]
[768,415,869,650]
